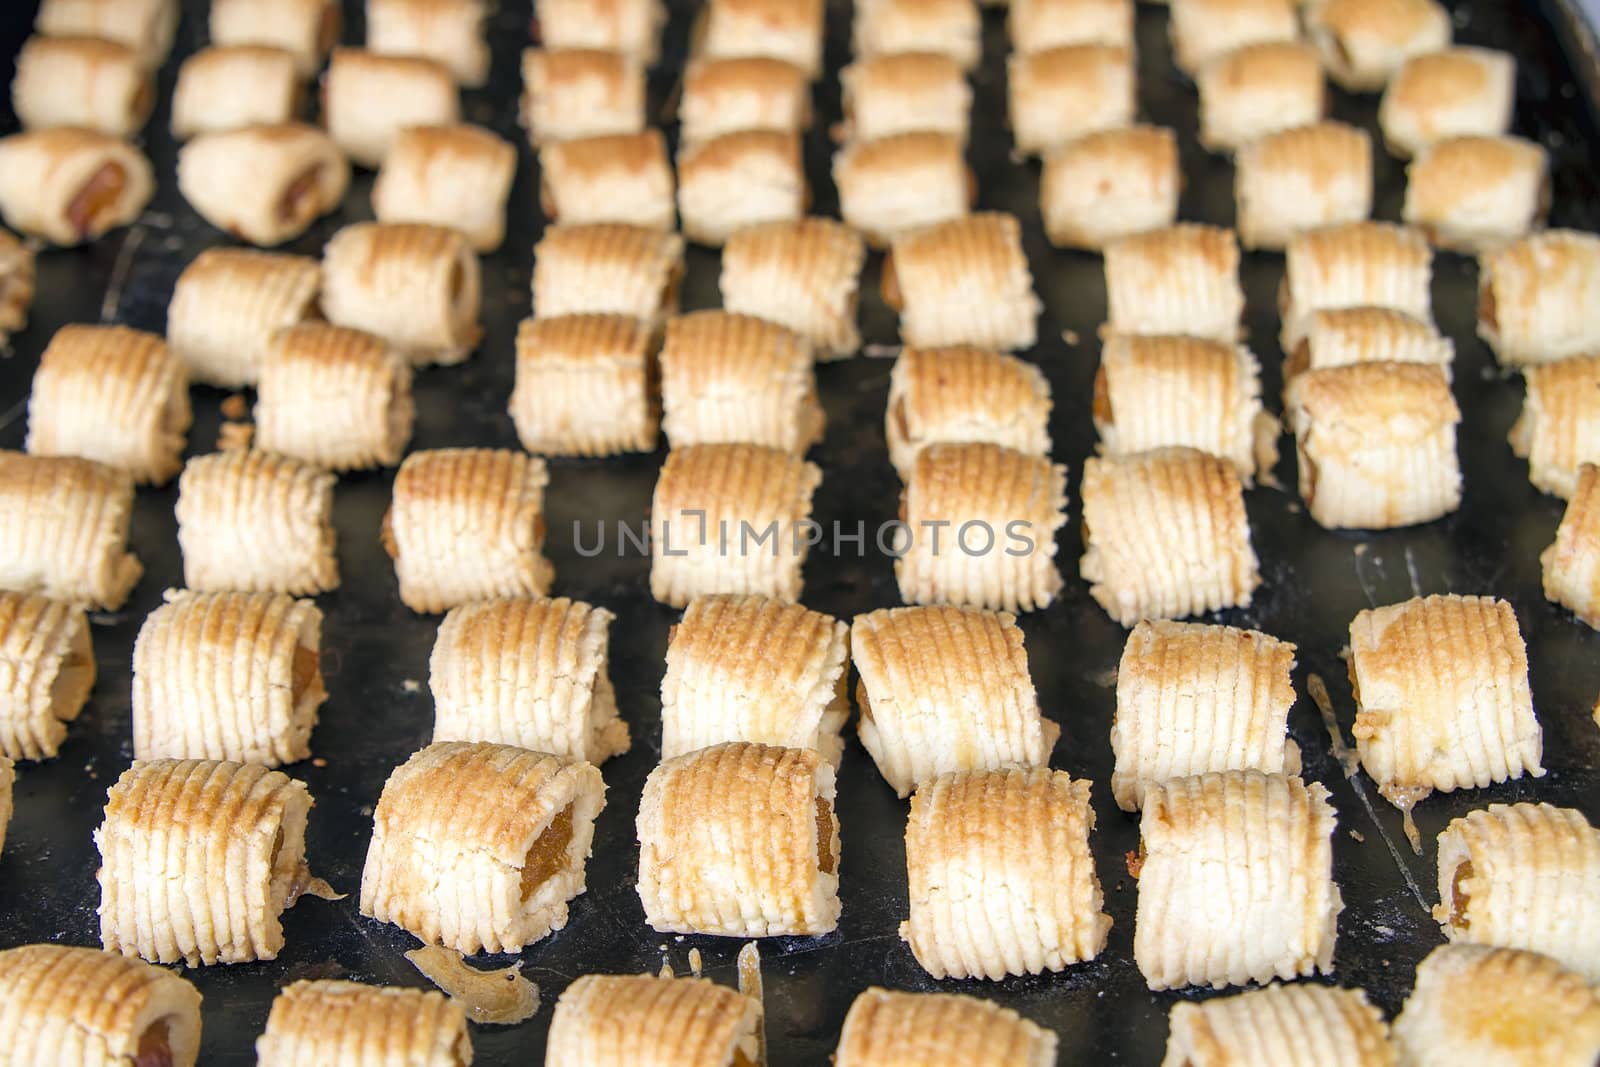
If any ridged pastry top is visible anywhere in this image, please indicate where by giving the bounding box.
[1315,0,1445,41]
[654,443,820,520]
[1164,982,1395,1067]
[1289,362,1459,440]
[544,130,667,178]
[662,311,811,390]
[836,988,1057,1067]
[548,973,760,1067]
[517,313,654,366]
[256,979,469,1066]
[0,943,203,1067]
[373,741,600,870]
[679,128,801,176]
[891,213,1028,294]
[1394,944,1600,1066]
[1202,40,1322,89]
[892,345,1051,446]
[1387,47,1509,111]
[1408,135,1547,205]
[685,54,806,100]
[1245,121,1371,175]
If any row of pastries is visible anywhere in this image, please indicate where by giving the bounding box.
[0,0,1596,1065]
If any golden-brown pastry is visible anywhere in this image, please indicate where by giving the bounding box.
[255,979,473,1067]
[852,606,1057,798]
[0,944,203,1067]
[0,592,93,762]
[540,130,676,230]
[1080,448,1260,626]
[25,324,189,486]
[1350,595,1541,809]
[1402,135,1548,252]
[96,759,319,965]
[177,123,350,247]
[511,314,658,456]
[1094,335,1272,483]
[34,0,177,67]
[1478,229,1600,367]
[360,741,606,954]
[0,231,34,346]
[1287,362,1460,529]
[835,988,1058,1066]
[322,221,482,366]
[1236,121,1373,251]
[210,0,339,75]
[1511,355,1600,499]
[886,345,1051,477]
[661,594,848,763]
[720,217,866,359]
[1103,224,1244,342]
[636,741,839,936]
[170,45,301,140]
[680,56,810,149]
[1135,771,1341,990]
[1169,0,1300,76]
[896,443,1067,613]
[677,129,806,246]
[649,443,821,607]
[167,248,321,388]
[546,973,761,1067]
[1307,0,1452,92]
[839,52,971,144]
[1393,944,1600,1067]
[519,48,645,146]
[0,453,140,610]
[430,596,630,764]
[384,449,553,614]
[11,35,153,137]
[175,450,338,596]
[1379,47,1516,159]
[1163,983,1394,1067]
[1285,307,1453,388]
[1280,221,1434,350]
[367,0,490,87]
[1041,125,1179,250]
[372,123,517,252]
[884,213,1039,350]
[660,311,822,453]
[255,323,415,471]
[132,590,324,767]
[854,0,981,69]
[1543,464,1600,627]
[1008,0,1134,53]
[700,0,825,78]
[322,48,459,168]
[902,767,1109,980]
[0,128,153,246]
[540,0,663,64]
[1008,44,1135,155]
[834,131,971,249]
[1112,620,1299,812]
[1434,803,1600,981]
[532,223,685,324]
[1197,41,1326,152]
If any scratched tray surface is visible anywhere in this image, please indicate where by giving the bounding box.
[1,0,1599,1062]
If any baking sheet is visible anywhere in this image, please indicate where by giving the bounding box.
[2,0,1599,1062]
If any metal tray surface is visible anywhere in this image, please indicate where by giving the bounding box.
[1,0,1598,1063]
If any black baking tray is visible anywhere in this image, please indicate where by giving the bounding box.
[1,0,1599,1062]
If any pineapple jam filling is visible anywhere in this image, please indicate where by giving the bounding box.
[67,163,128,241]
[521,805,576,902]
[816,799,837,876]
